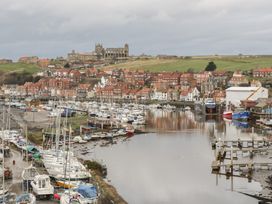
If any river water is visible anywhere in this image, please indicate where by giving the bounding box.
[75,110,263,204]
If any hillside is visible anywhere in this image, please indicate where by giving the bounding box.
[104,56,272,72]
[0,63,41,74]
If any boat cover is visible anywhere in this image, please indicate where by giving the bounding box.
[16,193,31,202]
[76,185,97,198]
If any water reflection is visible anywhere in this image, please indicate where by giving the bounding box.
[145,110,203,131]
[76,109,263,204]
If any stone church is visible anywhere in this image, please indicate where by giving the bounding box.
[67,43,129,62]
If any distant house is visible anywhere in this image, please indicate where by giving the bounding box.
[194,72,211,85]
[157,72,181,87]
[180,87,200,101]
[18,56,39,64]
[212,90,226,103]
[228,71,249,87]
[253,68,272,78]
[152,89,168,100]
[0,59,12,64]
[136,88,152,100]
[37,58,50,68]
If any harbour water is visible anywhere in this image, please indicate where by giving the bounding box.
[75,110,263,204]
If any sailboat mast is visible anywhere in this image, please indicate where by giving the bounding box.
[2,128,4,193]
[26,125,29,192]
[68,125,71,197]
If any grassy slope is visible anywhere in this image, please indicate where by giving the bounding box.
[0,63,41,74]
[105,57,272,72]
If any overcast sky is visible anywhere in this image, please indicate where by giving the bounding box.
[1,0,272,59]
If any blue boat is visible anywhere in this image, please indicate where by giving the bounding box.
[232,120,250,128]
[232,109,250,120]
[205,98,216,109]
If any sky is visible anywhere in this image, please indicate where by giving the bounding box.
[1,0,272,59]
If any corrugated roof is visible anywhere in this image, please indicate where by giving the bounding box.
[226,87,261,91]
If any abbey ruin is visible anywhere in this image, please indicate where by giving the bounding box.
[67,43,129,63]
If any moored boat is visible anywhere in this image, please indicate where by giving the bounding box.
[16,193,36,204]
[223,111,233,119]
[31,175,54,199]
[232,108,250,120]
[60,184,98,204]
[205,98,217,114]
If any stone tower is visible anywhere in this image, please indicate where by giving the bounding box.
[124,43,129,56]
[95,43,104,59]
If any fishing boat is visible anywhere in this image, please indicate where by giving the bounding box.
[205,98,216,114]
[232,108,250,120]
[31,175,54,199]
[22,165,39,189]
[223,111,233,119]
[16,193,36,204]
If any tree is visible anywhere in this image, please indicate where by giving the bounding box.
[187,68,194,73]
[205,61,217,72]
[64,63,70,68]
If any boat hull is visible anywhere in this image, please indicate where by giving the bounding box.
[232,111,250,120]
[223,111,232,119]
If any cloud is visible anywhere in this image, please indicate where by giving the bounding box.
[0,0,272,59]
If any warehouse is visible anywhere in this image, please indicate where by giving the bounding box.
[226,87,268,107]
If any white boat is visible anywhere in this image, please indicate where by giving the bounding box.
[31,175,54,199]
[78,140,87,144]
[83,134,92,141]
[184,106,191,111]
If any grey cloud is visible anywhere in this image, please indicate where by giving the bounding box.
[0,0,272,59]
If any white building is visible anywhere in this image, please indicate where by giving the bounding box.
[226,87,268,107]
[180,87,200,101]
[151,89,168,100]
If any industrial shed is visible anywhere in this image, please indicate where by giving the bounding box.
[226,87,268,107]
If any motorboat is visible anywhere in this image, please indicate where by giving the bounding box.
[31,175,54,199]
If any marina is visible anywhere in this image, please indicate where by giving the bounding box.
[0,99,271,203]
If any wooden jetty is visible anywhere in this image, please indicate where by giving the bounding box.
[212,137,270,148]
[211,136,272,173]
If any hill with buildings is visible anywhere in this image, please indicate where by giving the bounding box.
[104,56,272,72]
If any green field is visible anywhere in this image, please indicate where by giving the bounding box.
[105,57,272,72]
[0,63,41,74]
